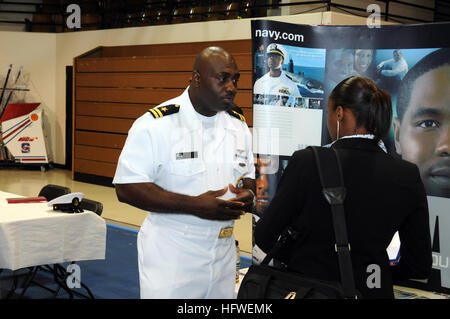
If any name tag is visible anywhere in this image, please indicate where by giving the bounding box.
[176,151,198,160]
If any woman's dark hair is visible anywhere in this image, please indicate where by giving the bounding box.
[329,76,392,140]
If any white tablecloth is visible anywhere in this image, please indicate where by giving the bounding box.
[0,191,106,271]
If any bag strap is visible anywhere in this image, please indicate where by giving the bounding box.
[310,146,358,299]
[261,225,299,266]
[259,146,358,299]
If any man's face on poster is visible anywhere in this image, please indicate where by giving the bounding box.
[393,50,402,62]
[267,53,283,71]
[338,52,354,77]
[394,65,450,198]
[329,51,354,83]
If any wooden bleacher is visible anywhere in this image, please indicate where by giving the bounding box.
[73,40,253,184]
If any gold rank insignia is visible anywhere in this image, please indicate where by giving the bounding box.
[148,104,180,119]
[227,109,246,122]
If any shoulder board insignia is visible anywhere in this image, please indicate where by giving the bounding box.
[148,104,180,119]
[231,104,244,115]
[227,109,246,123]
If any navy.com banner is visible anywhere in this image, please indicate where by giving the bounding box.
[251,19,450,294]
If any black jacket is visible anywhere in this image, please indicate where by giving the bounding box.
[254,138,432,298]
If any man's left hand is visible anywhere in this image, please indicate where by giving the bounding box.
[228,183,255,213]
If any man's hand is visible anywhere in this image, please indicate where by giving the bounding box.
[193,187,246,221]
[115,182,249,221]
[228,183,255,213]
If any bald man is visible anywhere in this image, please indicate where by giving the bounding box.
[113,47,255,299]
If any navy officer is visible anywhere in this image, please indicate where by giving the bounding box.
[113,47,255,299]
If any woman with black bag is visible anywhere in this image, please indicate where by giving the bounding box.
[248,76,432,299]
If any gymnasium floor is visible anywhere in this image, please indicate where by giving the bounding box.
[0,166,253,255]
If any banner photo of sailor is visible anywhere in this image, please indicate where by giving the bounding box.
[251,41,325,171]
[251,19,450,293]
[253,43,325,101]
[251,21,325,219]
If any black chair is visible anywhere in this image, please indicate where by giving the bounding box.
[79,198,103,216]
[38,184,71,201]
[50,198,104,298]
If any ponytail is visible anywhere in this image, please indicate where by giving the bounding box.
[330,76,392,141]
[367,89,392,140]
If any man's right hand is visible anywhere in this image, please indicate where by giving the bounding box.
[193,187,245,221]
[115,183,245,221]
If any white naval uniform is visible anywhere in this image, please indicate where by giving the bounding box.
[113,88,255,299]
[253,71,301,97]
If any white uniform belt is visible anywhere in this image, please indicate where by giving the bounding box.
[147,213,234,239]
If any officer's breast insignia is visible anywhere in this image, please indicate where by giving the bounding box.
[227,109,246,123]
[148,104,180,119]
[279,87,291,95]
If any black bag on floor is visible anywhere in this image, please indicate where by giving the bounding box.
[237,146,361,299]
[237,262,349,299]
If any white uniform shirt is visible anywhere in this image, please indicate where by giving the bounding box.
[253,71,302,97]
[113,88,255,226]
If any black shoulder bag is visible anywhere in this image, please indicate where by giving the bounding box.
[237,146,361,299]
